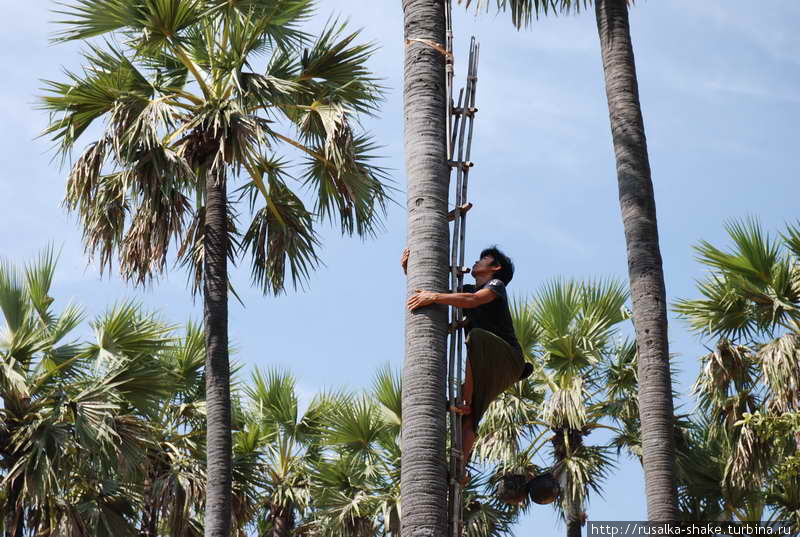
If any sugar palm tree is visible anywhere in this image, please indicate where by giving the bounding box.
[305,366,515,537]
[478,279,632,537]
[399,0,451,535]
[241,367,333,537]
[139,321,208,537]
[674,218,800,529]
[306,368,400,537]
[43,3,391,536]
[0,249,173,537]
[463,0,678,519]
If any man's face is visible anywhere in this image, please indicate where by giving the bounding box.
[472,255,499,278]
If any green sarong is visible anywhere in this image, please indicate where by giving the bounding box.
[467,328,525,431]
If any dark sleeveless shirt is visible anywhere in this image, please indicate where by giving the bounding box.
[462,279,522,354]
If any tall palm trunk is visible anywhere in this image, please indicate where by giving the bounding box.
[271,507,293,537]
[140,472,158,537]
[554,428,584,537]
[565,500,583,537]
[400,0,450,535]
[204,169,233,537]
[6,476,24,537]
[594,0,678,520]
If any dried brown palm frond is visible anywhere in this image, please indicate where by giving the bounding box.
[758,333,800,412]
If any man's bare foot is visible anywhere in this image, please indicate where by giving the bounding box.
[449,403,472,416]
[458,468,469,487]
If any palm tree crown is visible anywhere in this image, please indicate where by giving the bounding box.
[42,0,391,292]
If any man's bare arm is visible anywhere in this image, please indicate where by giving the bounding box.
[407,288,496,311]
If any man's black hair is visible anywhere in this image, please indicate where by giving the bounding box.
[480,246,514,285]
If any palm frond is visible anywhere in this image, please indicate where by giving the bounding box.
[460,0,585,29]
[324,396,388,460]
[698,218,781,285]
[87,301,173,363]
[294,21,382,115]
[41,43,153,152]
[674,274,766,341]
[0,256,30,335]
[542,376,586,431]
[758,333,800,412]
[52,0,145,41]
[240,162,320,295]
[372,364,402,430]
[24,246,59,325]
[301,133,392,237]
[510,297,540,362]
[208,0,313,50]
[460,0,635,30]
[780,221,800,261]
[682,218,799,337]
[246,367,300,434]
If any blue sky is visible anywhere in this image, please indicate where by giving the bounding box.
[2,0,799,534]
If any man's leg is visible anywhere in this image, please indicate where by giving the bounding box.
[458,414,476,484]
[462,414,476,463]
[452,359,474,415]
[463,358,473,409]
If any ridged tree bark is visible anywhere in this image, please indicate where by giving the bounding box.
[204,169,232,537]
[271,507,293,537]
[594,0,678,520]
[553,429,584,537]
[565,501,583,537]
[401,0,450,536]
[6,476,23,537]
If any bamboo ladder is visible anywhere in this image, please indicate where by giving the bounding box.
[444,0,480,534]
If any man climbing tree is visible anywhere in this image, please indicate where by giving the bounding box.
[403,246,533,481]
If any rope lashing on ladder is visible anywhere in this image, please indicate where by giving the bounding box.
[404,38,453,59]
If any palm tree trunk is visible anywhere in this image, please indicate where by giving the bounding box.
[204,169,233,537]
[271,507,293,537]
[594,0,678,520]
[554,429,584,537]
[565,497,582,537]
[400,0,450,535]
[6,476,23,537]
[140,471,158,537]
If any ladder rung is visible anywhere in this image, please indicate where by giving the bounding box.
[449,320,468,333]
[451,106,478,117]
[447,202,473,222]
[449,265,470,274]
[448,160,474,170]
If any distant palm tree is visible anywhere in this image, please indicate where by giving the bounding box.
[43,3,391,536]
[305,366,514,537]
[241,368,333,537]
[139,321,208,537]
[307,367,401,537]
[462,0,678,519]
[675,219,800,530]
[0,249,173,537]
[478,279,631,537]
[399,0,451,535]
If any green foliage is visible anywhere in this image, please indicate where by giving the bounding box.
[477,278,633,528]
[43,0,392,295]
[676,219,800,527]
